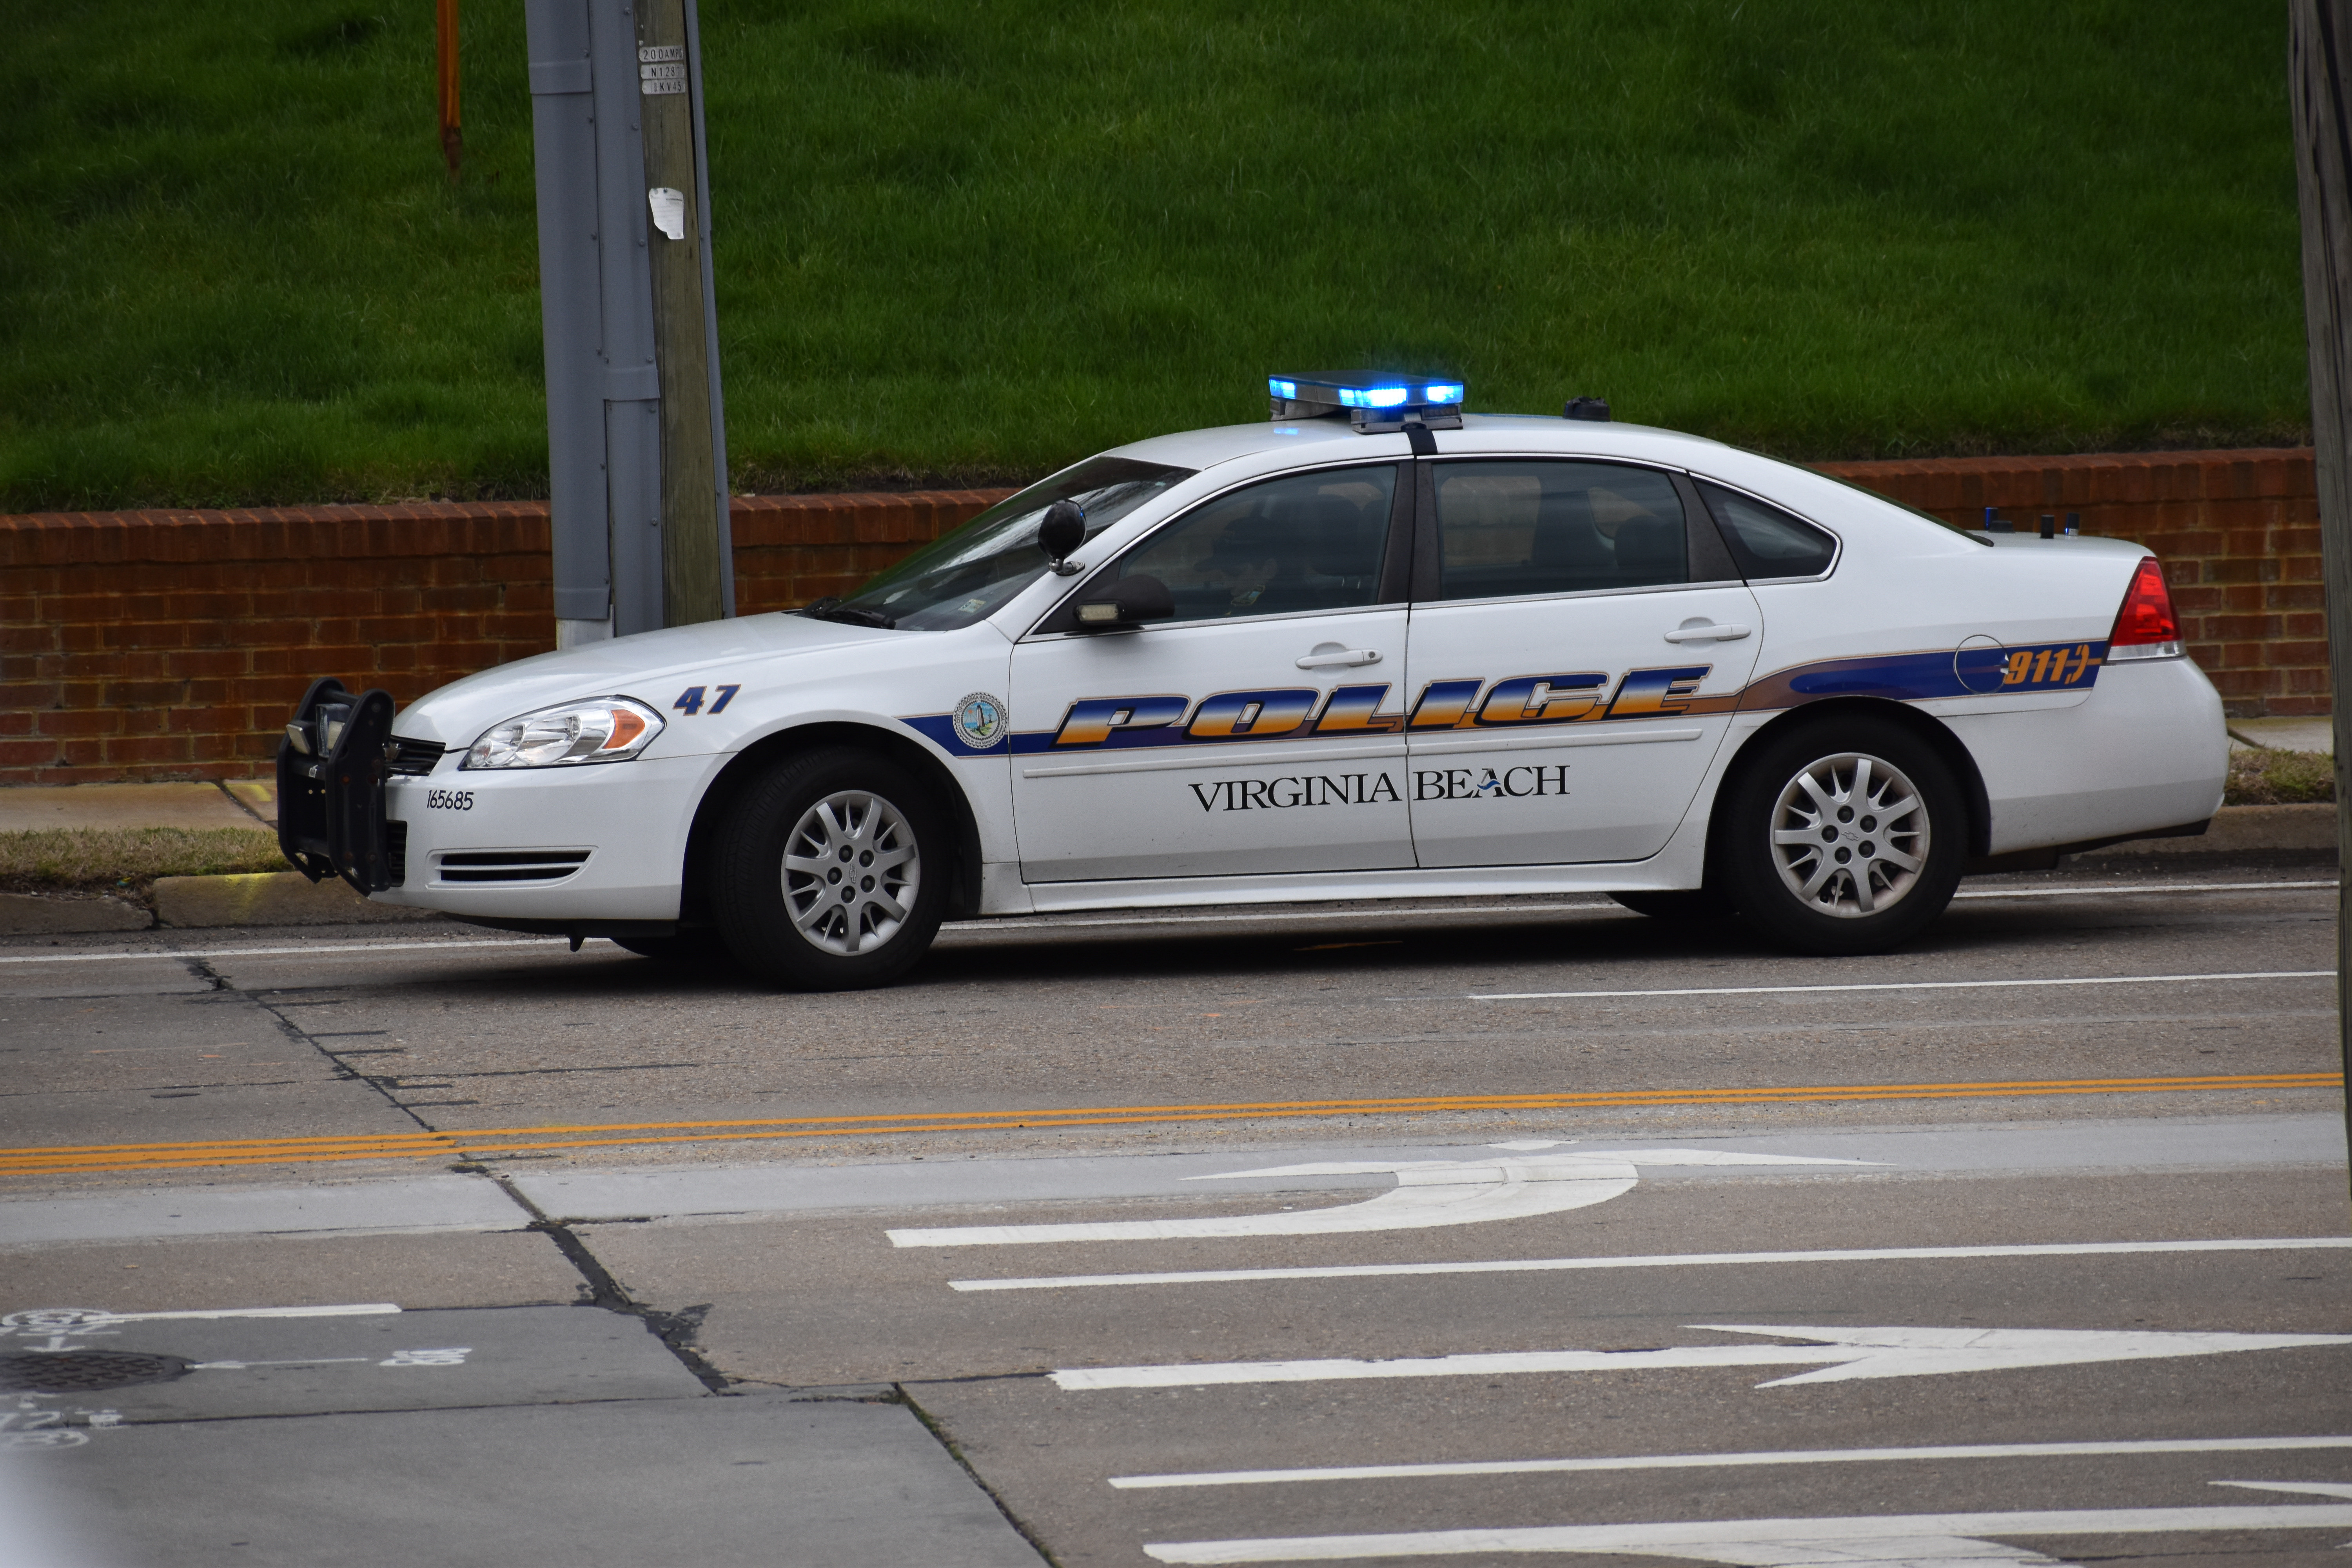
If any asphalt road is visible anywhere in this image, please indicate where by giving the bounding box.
[1,862,2347,1566]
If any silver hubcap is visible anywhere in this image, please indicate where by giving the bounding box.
[1769,751,1928,918]
[781,791,920,956]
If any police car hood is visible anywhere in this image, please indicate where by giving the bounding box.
[388,612,891,748]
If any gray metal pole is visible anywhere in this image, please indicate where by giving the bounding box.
[2287,0,2352,1215]
[589,0,664,640]
[523,0,613,646]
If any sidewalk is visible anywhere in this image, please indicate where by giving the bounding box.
[0,779,2339,937]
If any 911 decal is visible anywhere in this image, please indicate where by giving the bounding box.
[1995,642,2098,688]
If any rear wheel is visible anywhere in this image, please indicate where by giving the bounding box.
[710,747,948,990]
[1720,717,1964,956]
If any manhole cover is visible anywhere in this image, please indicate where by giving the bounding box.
[0,1351,192,1394]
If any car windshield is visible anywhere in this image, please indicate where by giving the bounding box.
[826,457,1196,630]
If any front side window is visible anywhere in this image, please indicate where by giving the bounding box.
[833,456,1192,630]
[1090,463,1400,624]
[1430,461,1689,602]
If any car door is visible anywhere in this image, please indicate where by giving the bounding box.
[1403,457,1764,867]
[1009,461,1415,883]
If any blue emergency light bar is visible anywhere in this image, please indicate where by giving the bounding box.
[1270,370,1466,432]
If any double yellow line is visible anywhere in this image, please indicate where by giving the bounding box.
[2,1071,2338,1178]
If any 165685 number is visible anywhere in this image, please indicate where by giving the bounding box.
[425,789,474,811]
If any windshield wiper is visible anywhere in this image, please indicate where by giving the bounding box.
[796,597,897,630]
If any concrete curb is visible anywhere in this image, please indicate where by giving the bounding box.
[0,890,150,935]
[2076,802,2337,858]
[152,871,434,928]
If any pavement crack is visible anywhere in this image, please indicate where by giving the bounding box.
[481,1171,730,1394]
[898,1386,1064,1567]
[185,957,441,1134]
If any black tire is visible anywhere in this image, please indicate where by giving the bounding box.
[1719,716,1965,956]
[1608,889,1733,922]
[710,746,949,990]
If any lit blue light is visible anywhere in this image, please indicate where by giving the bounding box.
[1424,383,1465,404]
[1269,378,1297,399]
[1338,385,1410,409]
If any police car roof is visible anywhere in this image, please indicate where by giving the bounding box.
[1105,412,1734,474]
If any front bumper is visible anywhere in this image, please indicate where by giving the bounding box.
[372,751,720,922]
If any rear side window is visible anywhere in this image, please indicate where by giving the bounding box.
[1430,461,1688,601]
[1695,480,1838,579]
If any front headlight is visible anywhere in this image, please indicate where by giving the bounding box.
[463,697,665,769]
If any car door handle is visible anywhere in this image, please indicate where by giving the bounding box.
[1662,622,1751,643]
[1296,648,1383,669]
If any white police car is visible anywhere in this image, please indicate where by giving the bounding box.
[277,373,2227,989]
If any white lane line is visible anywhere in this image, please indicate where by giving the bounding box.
[0,938,558,966]
[953,1236,2352,1293]
[3,880,2333,965]
[1111,1433,2352,1489]
[1463,969,2333,1002]
[1144,1499,2352,1564]
[3,1303,401,1325]
[1050,1324,2352,1392]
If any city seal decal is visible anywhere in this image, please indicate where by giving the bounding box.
[953,692,1008,750]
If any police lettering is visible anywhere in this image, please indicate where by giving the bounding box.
[1413,765,1570,801]
[1187,773,1402,811]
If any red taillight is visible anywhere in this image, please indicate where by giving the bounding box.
[2108,556,2180,651]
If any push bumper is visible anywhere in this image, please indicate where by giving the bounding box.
[276,679,401,895]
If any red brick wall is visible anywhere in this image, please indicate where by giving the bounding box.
[0,450,2328,784]
[1817,449,2321,719]
[1,491,1008,784]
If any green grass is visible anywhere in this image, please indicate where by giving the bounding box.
[2225,747,2336,806]
[0,827,285,895]
[0,1,2310,511]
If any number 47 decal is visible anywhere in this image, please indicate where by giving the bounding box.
[674,684,741,715]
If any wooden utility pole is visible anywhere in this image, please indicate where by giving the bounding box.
[436,0,462,180]
[2288,0,2352,1208]
[637,0,726,628]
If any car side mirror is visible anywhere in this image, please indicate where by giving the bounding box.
[1074,574,1174,631]
[1038,501,1087,575]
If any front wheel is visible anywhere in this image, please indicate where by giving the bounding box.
[1719,718,1964,956]
[710,747,949,990]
